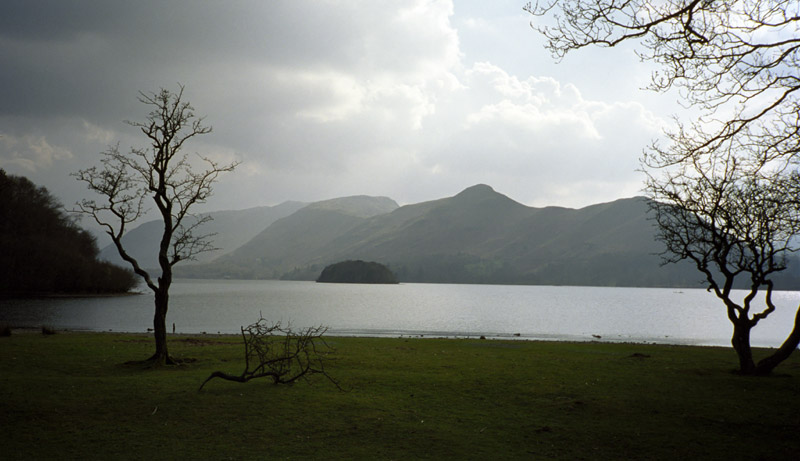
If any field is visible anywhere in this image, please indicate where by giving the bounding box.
[2,331,799,459]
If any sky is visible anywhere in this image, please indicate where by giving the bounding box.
[1,0,685,219]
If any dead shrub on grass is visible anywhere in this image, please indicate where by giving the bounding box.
[199,316,341,391]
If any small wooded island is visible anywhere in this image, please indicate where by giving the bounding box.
[317,260,399,284]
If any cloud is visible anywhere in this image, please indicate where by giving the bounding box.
[0,0,676,215]
[0,133,73,172]
[406,61,665,206]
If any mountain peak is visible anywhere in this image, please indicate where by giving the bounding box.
[452,184,524,208]
[455,184,496,197]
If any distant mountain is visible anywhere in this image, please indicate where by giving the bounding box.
[177,184,713,288]
[177,195,400,279]
[99,201,307,270]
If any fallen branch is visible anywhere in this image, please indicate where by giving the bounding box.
[199,316,341,391]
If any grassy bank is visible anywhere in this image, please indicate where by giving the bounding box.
[2,332,799,460]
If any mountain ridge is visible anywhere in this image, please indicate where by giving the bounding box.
[117,184,800,289]
[99,201,308,269]
[175,185,706,287]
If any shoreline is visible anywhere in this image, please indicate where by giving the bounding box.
[2,326,736,350]
[0,291,145,300]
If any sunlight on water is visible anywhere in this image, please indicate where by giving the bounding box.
[2,279,799,347]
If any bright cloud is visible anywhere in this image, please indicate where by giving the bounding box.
[0,133,73,172]
[0,0,679,216]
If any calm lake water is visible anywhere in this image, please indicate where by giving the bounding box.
[2,279,799,347]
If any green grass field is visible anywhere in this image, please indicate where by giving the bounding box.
[2,332,799,460]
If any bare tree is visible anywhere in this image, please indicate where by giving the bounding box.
[75,85,238,365]
[526,0,800,170]
[527,1,800,374]
[199,317,341,391]
[646,153,800,374]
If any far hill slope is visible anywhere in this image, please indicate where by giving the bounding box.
[99,201,307,270]
[178,195,400,279]
[179,185,707,287]
[316,184,536,269]
[304,195,399,218]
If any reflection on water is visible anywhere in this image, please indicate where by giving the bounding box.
[1,279,798,347]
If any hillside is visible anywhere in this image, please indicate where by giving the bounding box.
[99,201,307,270]
[178,195,400,279]
[1,170,136,295]
[177,184,710,288]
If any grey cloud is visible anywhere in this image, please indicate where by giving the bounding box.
[1,0,679,217]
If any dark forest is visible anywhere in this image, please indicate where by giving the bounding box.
[0,170,136,296]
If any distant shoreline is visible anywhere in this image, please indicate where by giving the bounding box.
[0,291,144,300]
[1,327,737,350]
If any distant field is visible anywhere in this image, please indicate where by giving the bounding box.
[2,332,799,460]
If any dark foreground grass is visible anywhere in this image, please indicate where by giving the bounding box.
[2,333,799,460]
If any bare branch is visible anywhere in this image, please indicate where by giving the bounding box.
[528,1,800,170]
[530,2,800,373]
[643,140,800,374]
[199,317,343,391]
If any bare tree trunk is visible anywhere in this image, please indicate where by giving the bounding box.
[148,287,174,365]
[755,305,800,375]
[731,320,756,375]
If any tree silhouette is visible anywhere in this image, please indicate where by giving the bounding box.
[646,155,800,375]
[527,0,800,374]
[75,86,238,365]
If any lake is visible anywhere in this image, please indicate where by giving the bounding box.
[1,279,799,347]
